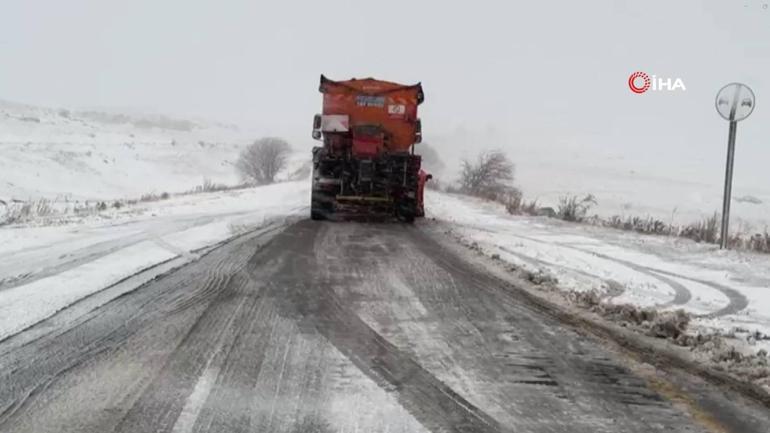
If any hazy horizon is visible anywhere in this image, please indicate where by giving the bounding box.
[2,0,769,205]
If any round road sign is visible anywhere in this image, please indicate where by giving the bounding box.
[715,83,755,122]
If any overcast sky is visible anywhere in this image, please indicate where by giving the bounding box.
[1,0,768,187]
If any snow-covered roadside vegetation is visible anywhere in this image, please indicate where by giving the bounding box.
[0,180,310,341]
[425,191,770,392]
[433,147,770,254]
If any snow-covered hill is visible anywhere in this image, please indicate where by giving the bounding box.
[0,99,307,201]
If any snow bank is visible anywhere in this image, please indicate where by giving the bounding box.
[0,181,309,341]
[426,191,770,345]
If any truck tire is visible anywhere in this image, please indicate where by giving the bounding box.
[399,213,415,223]
[396,199,416,223]
[311,189,333,221]
[310,208,325,221]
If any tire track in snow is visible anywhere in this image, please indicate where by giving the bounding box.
[564,246,692,307]
[456,222,747,317]
[563,245,746,317]
[645,268,749,318]
[465,224,693,307]
[496,245,638,302]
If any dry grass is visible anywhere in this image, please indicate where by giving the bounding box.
[679,212,719,244]
[1,198,55,225]
[557,194,597,222]
[728,232,770,254]
[603,215,674,236]
[139,192,171,202]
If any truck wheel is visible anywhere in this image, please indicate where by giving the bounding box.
[396,199,416,223]
[311,189,332,221]
[310,209,325,220]
[399,213,415,223]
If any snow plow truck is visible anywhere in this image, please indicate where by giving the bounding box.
[310,75,430,222]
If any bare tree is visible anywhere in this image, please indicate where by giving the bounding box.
[459,150,515,200]
[236,137,291,184]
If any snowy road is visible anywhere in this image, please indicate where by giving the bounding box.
[2,220,769,433]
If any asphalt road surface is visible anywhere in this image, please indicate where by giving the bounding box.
[0,220,766,432]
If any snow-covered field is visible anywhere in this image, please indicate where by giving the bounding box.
[0,99,309,201]
[426,191,770,352]
[431,129,770,235]
[0,98,317,342]
[0,99,242,200]
[0,181,309,341]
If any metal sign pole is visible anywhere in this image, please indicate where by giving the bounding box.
[720,120,737,249]
[714,82,755,250]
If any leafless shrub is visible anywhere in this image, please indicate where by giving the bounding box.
[507,199,540,216]
[140,192,171,202]
[1,198,55,224]
[500,188,523,214]
[459,150,515,201]
[179,180,249,196]
[679,212,719,244]
[520,199,539,215]
[604,215,673,235]
[73,201,101,216]
[236,137,291,184]
[728,231,770,253]
[557,194,597,222]
[195,178,230,193]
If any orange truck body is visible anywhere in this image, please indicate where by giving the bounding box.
[319,76,424,155]
[310,75,428,221]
